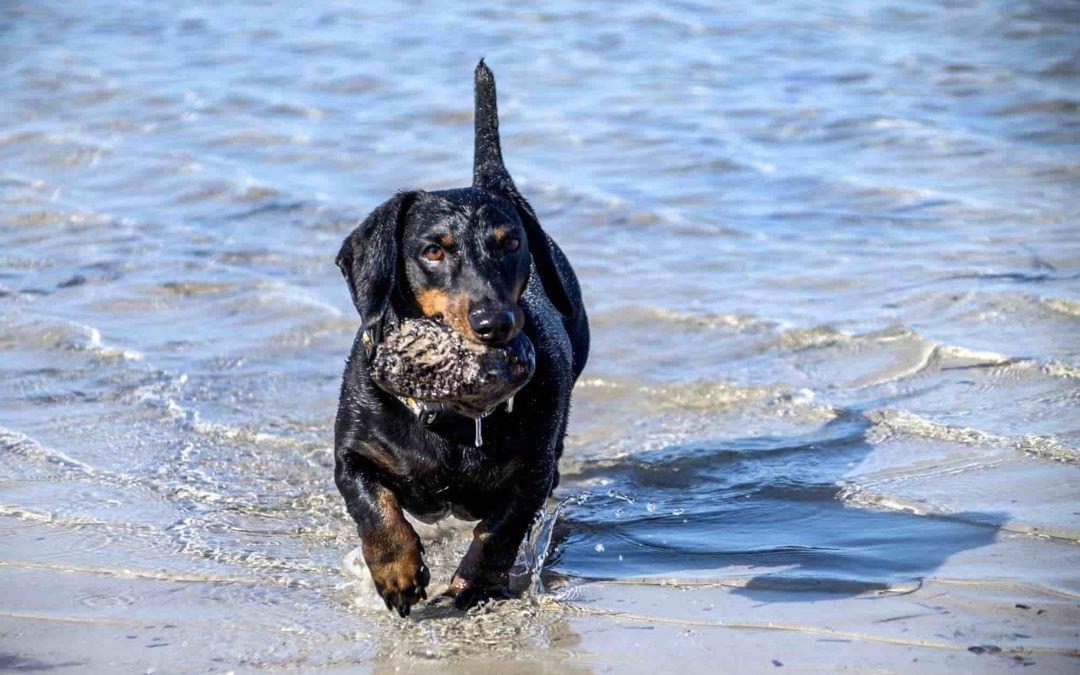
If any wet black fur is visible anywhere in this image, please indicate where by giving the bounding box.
[333,61,589,615]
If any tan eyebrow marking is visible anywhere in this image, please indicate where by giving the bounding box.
[437,235,455,248]
[492,227,507,243]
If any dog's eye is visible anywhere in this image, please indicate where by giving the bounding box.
[503,237,521,253]
[422,245,444,262]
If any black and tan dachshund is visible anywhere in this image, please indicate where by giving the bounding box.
[333,61,589,616]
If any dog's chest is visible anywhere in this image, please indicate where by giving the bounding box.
[441,441,523,492]
[397,440,524,521]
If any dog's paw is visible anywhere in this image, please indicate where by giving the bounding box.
[366,548,429,617]
[438,574,510,611]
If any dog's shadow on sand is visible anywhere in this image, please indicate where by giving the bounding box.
[550,413,1007,603]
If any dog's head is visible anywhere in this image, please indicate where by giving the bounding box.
[337,60,573,347]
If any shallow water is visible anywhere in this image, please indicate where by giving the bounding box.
[1,1,1078,672]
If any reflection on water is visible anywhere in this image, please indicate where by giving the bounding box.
[1,0,1078,671]
[554,415,1006,601]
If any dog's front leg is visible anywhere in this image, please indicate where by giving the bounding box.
[443,471,552,610]
[335,451,429,616]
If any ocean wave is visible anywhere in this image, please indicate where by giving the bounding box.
[128,382,302,451]
[769,323,1078,385]
[77,324,144,362]
[641,307,769,331]
[1041,297,1080,317]
[586,305,769,332]
[0,312,309,458]
[864,408,1077,463]
[772,325,853,351]
[217,280,344,319]
[645,380,826,416]
[0,317,144,363]
[574,375,836,423]
[837,487,1080,544]
[0,426,96,474]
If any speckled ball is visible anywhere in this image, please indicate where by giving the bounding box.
[371,318,536,418]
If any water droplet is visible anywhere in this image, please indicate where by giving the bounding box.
[606,489,635,504]
[646,502,657,513]
[594,543,605,553]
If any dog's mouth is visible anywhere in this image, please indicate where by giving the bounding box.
[370,317,536,419]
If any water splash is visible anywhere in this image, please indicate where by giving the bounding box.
[521,492,593,595]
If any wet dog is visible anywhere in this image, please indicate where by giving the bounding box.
[333,61,589,615]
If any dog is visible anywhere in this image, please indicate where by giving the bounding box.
[333,60,589,616]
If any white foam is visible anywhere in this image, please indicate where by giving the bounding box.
[0,425,96,474]
[865,408,1078,463]
[72,322,144,361]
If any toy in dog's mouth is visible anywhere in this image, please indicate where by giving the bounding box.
[370,318,536,419]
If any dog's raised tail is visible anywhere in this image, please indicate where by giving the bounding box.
[473,59,513,191]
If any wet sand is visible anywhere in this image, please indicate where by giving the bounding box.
[2,522,1078,673]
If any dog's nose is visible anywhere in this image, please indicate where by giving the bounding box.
[468,306,517,345]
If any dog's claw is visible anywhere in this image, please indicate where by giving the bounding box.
[379,584,426,618]
[435,582,511,611]
[427,593,454,608]
[368,549,429,618]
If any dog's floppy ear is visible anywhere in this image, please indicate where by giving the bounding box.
[472,59,574,318]
[336,191,417,337]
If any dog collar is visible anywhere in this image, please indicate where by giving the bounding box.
[393,393,514,448]
[395,394,446,426]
